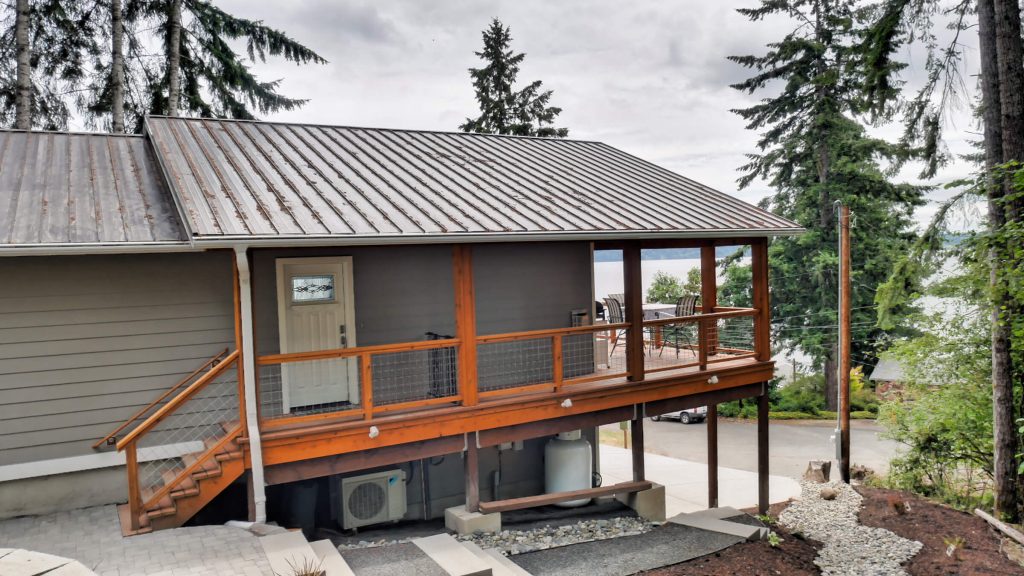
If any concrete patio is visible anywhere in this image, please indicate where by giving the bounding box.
[599,444,801,516]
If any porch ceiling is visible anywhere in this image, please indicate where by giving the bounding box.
[145,116,802,243]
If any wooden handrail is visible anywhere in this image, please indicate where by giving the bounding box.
[476,322,630,344]
[257,338,460,366]
[641,308,756,328]
[93,348,229,450]
[117,350,241,450]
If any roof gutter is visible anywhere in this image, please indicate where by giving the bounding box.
[0,241,198,257]
[190,227,805,249]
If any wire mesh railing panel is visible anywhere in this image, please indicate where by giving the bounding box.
[134,361,239,500]
[259,357,362,419]
[478,337,553,391]
[564,327,628,381]
[713,315,755,356]
[644,321,700,372]
[371,345,459,406]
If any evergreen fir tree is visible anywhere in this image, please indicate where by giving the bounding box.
[730,0,924,409]
[461,18,568,138]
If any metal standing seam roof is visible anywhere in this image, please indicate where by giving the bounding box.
[144,116,802,244]
[0,130,186,247]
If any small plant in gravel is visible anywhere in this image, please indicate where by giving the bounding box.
[943,535,966,561]
[766,531,783,547]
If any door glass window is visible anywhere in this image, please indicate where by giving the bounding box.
[291,274,335,303]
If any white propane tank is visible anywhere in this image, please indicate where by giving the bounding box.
[544,430,593,507]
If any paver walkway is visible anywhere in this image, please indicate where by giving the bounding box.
[0,505,272,576]
[599,444,801,516]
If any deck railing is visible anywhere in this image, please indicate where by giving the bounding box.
[253,308,760,428]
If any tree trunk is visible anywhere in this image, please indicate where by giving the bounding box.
[111,0,125,132]
[979,0,1019,523]
[166,0,182,116]
[994,0,1024,219]
[824,349,838,412]
[14,0,31,130]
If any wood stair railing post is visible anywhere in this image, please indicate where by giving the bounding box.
[126,442,141,532]
[552,334,563,390]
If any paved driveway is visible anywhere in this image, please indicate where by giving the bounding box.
[602,418,902,480]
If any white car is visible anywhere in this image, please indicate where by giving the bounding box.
[651,406,707,424]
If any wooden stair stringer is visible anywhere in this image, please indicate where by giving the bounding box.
[147,453,246,531]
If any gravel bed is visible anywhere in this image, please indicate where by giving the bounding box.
[458,516,656,555]
[779,480,922,576]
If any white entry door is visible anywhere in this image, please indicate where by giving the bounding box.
[276,257,358,412]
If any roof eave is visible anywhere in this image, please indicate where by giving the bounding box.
[192,227,806,249]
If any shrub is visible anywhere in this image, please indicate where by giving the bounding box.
[774,373,826,415]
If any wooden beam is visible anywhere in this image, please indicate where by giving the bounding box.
[478,406,636,448]
[453,245,479,406]
[623,242,645,382]
[751,239,771,362]
[707,403,718,508]
[264,435,465,485]
[644,382,764,416]
[465,434,479,512]
[631,411,645,482]
[758,390,769,514]
[255,362,776,466]
[478,481,652,514]
[700,244,719,364]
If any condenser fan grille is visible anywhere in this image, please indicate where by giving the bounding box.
[348,481,387,520]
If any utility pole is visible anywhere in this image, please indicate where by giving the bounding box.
[838,205,852,483]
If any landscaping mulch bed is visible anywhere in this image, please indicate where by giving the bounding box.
[638,502,822,576]
[856,486,1024,576]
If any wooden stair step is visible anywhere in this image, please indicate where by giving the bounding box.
[170,486,200,500]
[215,450,242,462]
[412,534,491,576]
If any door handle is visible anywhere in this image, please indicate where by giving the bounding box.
[340,324,348,347]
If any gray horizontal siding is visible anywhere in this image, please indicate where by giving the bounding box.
[0,252,234,465]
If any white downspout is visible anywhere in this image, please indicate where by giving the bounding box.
[235,246,267,522]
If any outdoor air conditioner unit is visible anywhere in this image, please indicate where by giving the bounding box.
[338,469,407,529]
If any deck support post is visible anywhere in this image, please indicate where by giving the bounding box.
[707,403,718,508]
[465,433,480,513]
[623,242,644,382]
[699,244,718,368]
[234,247,267,523]
[631,408,645,482]
[751,239,771,362]
[453,245,478,406]
[758,388,769,514]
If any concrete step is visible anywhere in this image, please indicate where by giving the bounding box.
[309,539,356,576]
[411,533,491,576]
[460,541,531,576]
[260,530,322,576]
[683,506,743,520]
[667,513,766,541]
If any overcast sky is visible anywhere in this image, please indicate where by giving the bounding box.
[214,0,984,228]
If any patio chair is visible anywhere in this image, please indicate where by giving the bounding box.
[657,294,700,357]
[603,297,628,355]
[608,293,624,307]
